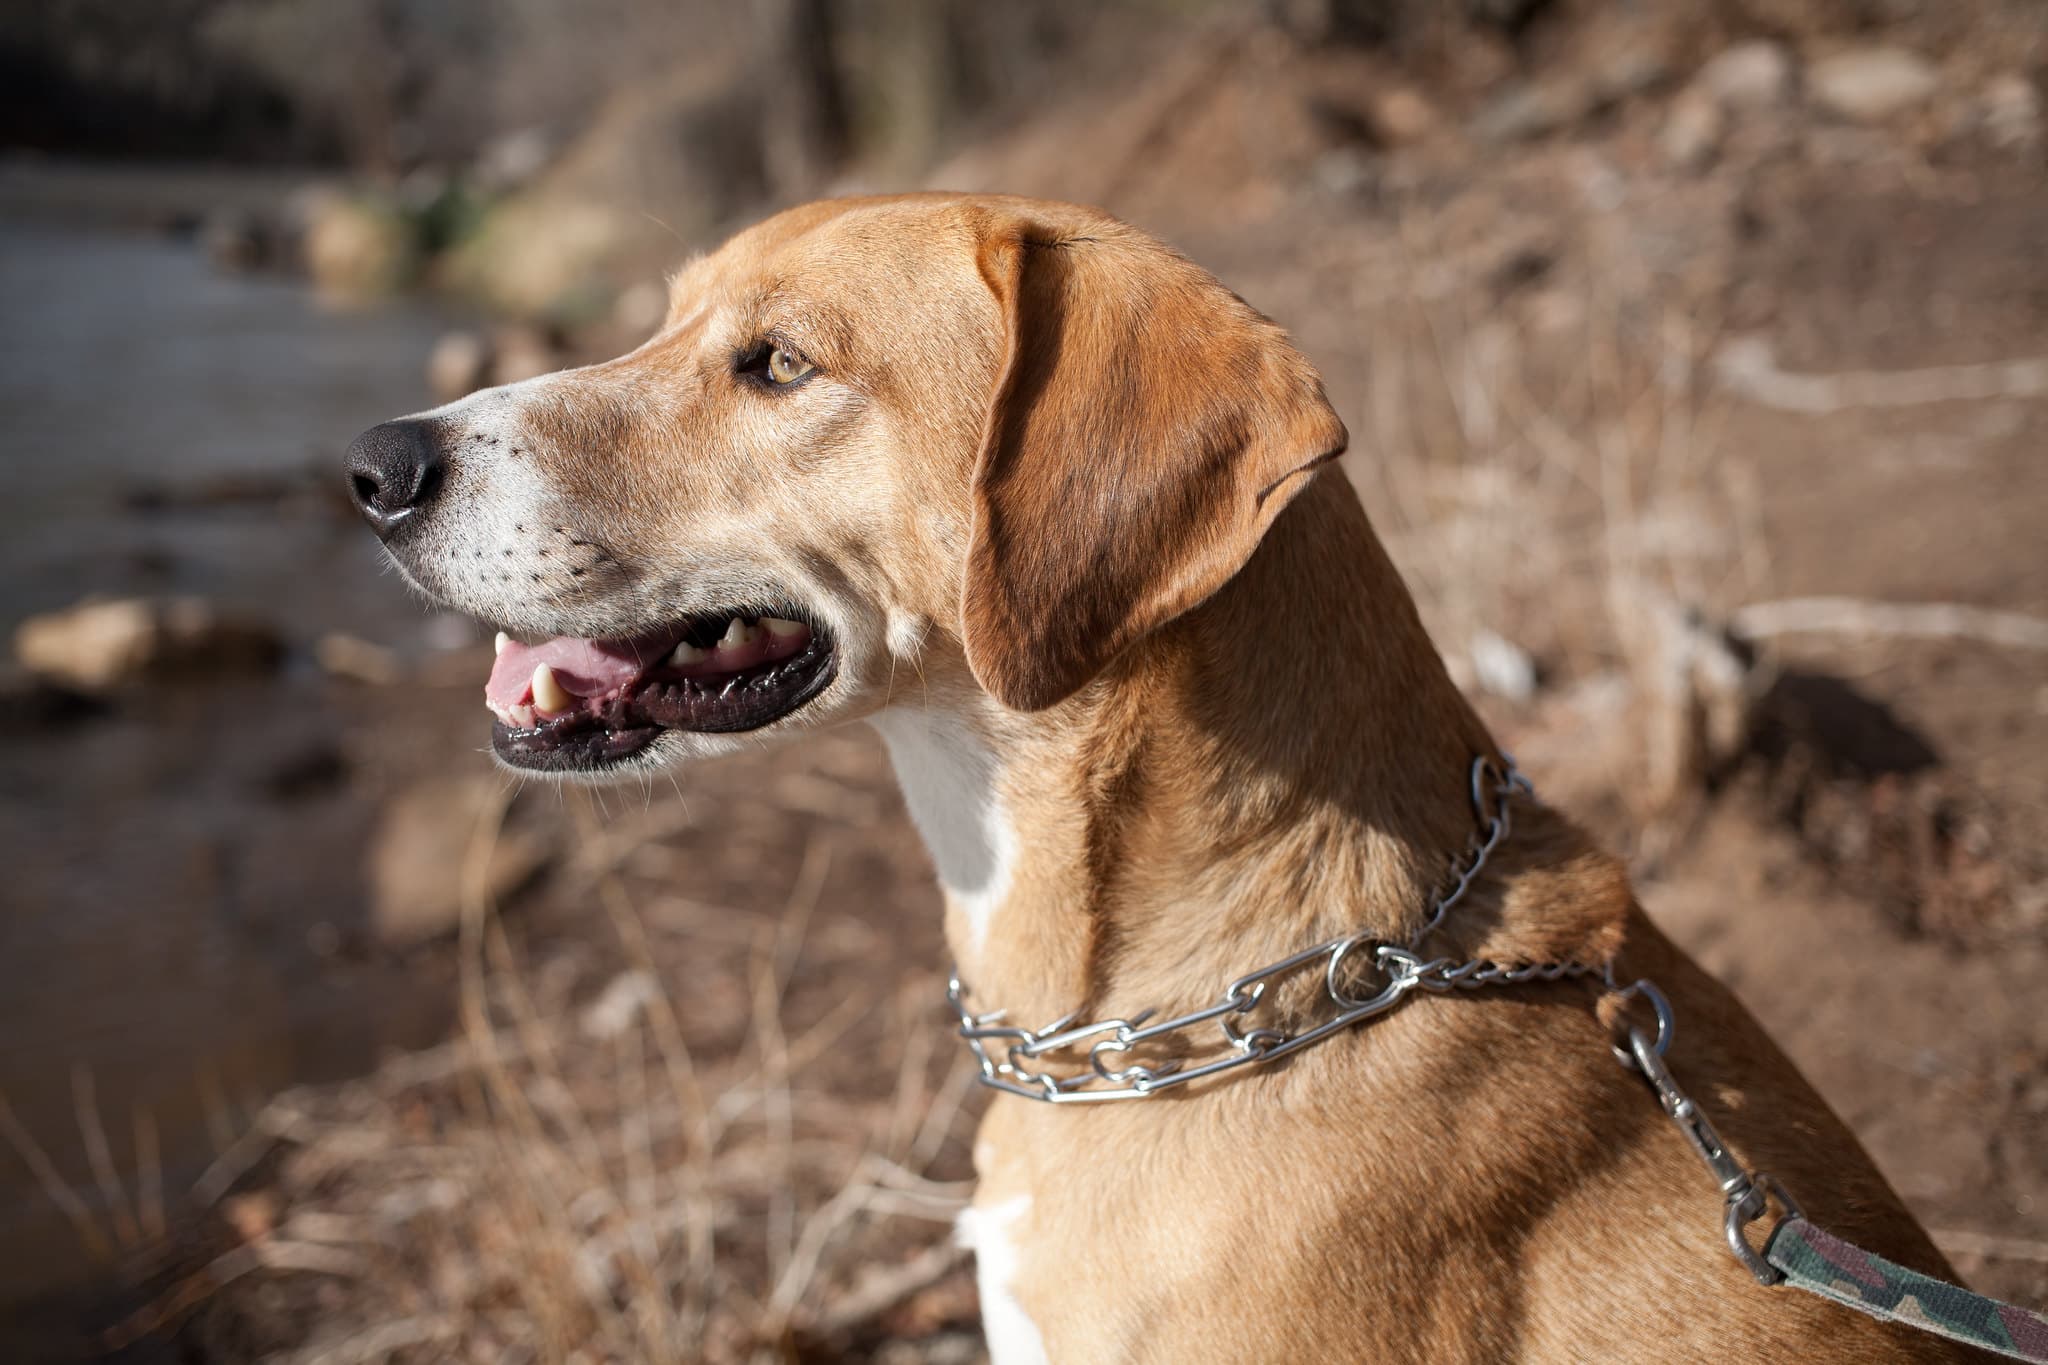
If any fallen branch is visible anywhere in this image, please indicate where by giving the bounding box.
[1733,596,2048,652]
[191,1111,292,1207]
[269,1313,457,1365]
[0,1088,110,1260]
[101,1238,367,1349]
[1931,1227,2048,1265]
[1714,336,2048,414]
[807,1236,971,1338]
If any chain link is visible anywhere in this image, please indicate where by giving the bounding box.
[947,754,1810,1288]
[949,756,1608,1103]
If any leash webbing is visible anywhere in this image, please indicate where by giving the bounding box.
[1764,1217,2048,1360]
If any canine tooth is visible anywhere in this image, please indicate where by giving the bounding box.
[761,616,806,639]
[720,617,756,649]
[532,662,571,713]
[668,640,707,666]
[494,630,509,655]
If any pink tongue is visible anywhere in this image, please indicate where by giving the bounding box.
[486,635,667,707]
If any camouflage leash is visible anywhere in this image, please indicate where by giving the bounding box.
[1766,1219,2048,1360]
[1613,984,2048,1360]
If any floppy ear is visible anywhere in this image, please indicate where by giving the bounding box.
[963,214,1347,711]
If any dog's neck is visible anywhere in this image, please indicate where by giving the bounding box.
[874,471,1623,1029]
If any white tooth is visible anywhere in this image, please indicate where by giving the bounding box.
[510,704,536,728]
[719,617,756,649]
[532,662,571,713]
[668,640,708,666]
[494,631,509,656]
[761,616,806,639]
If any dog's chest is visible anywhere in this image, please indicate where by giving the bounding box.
[870,708,1019,957]
[956,1193,1049,1365]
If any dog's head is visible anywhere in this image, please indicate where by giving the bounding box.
[344,194,1344,777]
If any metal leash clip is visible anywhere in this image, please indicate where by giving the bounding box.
[1613,980,1803,1285]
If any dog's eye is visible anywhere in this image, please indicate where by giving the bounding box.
[765,346,814,386]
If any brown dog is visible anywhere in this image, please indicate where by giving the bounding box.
[344,194,1968,1362]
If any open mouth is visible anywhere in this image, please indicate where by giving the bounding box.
[484,609,837,772]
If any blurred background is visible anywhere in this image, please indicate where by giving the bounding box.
[2,0,2045,1359]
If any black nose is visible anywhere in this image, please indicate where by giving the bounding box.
[343,419,444,538]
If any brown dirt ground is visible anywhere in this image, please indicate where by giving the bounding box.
[9,3,2046,1360]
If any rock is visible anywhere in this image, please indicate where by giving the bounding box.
[13,597,282,692]
[426,330,491,403]
[1659,90,1725,171]
[1473,81,1591,143]
[1468,628,1539,703]
[1697,41,1794,110]
[1588,36,1673,107]
[223,1191,280,1244]
[1475,10,1675,143]
[580,970,661,1040]
[367,778,552,946]
[1981,74,2043,151]
[1521,285,1584,335]
[421,613,481,653]
[298,188,418,304]
[1313,147,1375,197]
[0,665,110,733]
[1808,48,1939,124]
[198,207,271,274]
[489,325,559,386]
[1368,87,1438,147]
[474,127,556,193]
[447,194,628,321]
[448,67,760,320]
[259,743,348,801]
[122,469,311,513]
[315,632,403,686]
[612,279,668,337]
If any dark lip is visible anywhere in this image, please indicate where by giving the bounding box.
[490,720,666,772]
[490,630,838,773]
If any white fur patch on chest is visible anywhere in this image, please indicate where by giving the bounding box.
[870,707,1017,956]
[956,1195,1048,1365]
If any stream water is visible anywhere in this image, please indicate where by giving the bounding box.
[0,200,470,1337]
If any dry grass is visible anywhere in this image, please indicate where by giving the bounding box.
[90,748,987,1364]
[1350,252,1764,695]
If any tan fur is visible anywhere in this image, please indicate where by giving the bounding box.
[382,194,1968,1362]
[965,204,1344,709]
